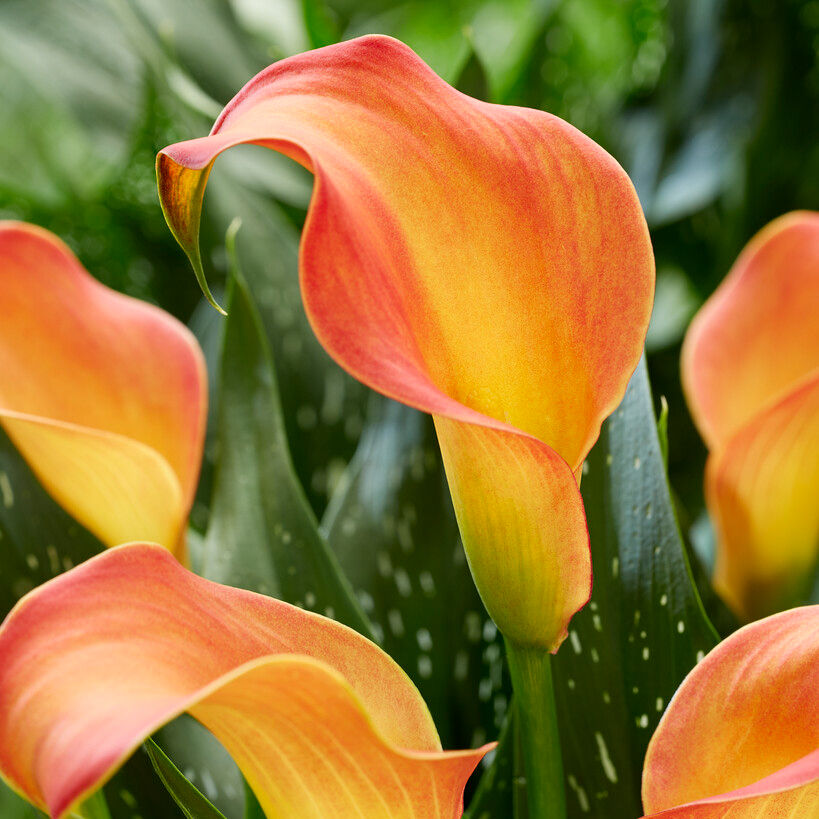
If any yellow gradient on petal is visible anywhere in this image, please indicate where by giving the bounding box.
[0,413,184,553]
[643,778,819,818]
[191,658,489,819]
[707,374,819,621]
[0,222,207,550]
[157,36,653,649]
[0,544,488,819]
[642,607,819,814]
[682,212,819,449]
[435,417,590,650]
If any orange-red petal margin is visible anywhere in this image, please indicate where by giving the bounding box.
[0,543,490,819]
[157,35,654,649]
[642,606,819,817]
[681,212,819,620]
[0,223,207,554]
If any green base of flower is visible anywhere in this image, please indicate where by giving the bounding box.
[505,640,567,819]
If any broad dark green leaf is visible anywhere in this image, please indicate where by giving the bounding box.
[243,782,265,819]
[145,739,227,819]
[551,357,719,818]
[0,426,102,619]
[203,171,367,515]
[164,265,371,817]
[0,783,44,819]
[154,716,244,817]
[201,267,371,635]
[70,791,112,819]
[322,399,507,750]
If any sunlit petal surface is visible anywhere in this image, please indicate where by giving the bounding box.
[0,223,207,555]
[0,543,490,819]
[642,606,819,817]
[157,35,654,649]
[682,212,819,449]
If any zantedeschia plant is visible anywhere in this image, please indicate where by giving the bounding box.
[0,29,814,819]
[642,606,819,817]
[682,212,819,621]
[156,35,655,654]
[0,543,490,819]
[155,36,654,813]
[0,222,207,559]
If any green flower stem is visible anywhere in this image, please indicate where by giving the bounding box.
[505,640,567,819]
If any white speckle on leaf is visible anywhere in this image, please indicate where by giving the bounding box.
[388,609,404,637]
[594,732,618,783]
[0,472,13,508]
[567,775,590,812]
[419,570,436,596]
[394,567,412,597]
[418,655,433,679]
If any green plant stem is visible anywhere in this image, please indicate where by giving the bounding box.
[505,640,567,819]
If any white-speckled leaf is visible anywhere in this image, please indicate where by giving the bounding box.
[201,269,371,634]
[551,357,719,817]
[322,399,508,750]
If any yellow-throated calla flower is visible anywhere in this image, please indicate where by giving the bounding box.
[641,605,819,817]
[156,35,655,651]
[0,543,491,819]
[682,212,819,621]
[0,222,207,559]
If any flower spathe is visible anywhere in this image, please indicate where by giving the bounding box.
[0,543,490,819]
[157,35,655,650]
[641,605,819,817]
[682,212,819,620]
[0,222,207,558]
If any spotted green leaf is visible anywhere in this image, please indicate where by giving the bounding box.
[322,399,507,750]
[201,266,371,634]
[551,357,719,817]
[0,425,101,619]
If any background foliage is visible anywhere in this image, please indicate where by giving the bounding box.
[1,1,817,817]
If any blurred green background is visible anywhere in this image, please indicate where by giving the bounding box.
[3,0,818,534]
[1,1,817,815]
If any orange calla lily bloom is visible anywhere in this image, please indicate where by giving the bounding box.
[0,222,207,559]
[0,542,490,819]
[156,35,655,651]
[641,605,819,817]
[682,212,819,621]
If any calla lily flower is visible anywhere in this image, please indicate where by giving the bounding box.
[682,212,819,621]
[0,222,207,558]
[641,605,819,817]
[156,35,654,651]
[0,542,490,819]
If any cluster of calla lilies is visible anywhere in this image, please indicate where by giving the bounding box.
[0,35,816,819]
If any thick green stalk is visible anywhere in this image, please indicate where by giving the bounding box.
[505,640,567,819]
